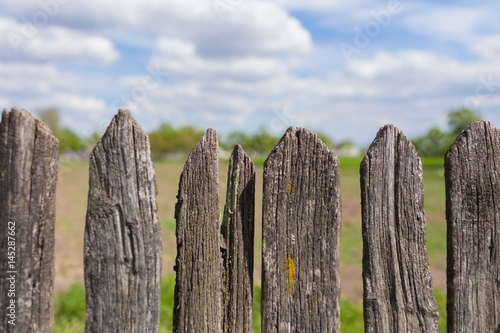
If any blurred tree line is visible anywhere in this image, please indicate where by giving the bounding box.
[150,125,334,158]
[39,109,100,154]
[39,108,481,158]
[148,124,205,157]
[411,108,481,157]
[219,127,334,157]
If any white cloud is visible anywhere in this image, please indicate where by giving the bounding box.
[469,35,500,60]
[25,26,119,64]
[1,0,500,146]
[404,6,483,41]
[1,0,312,58]
[161,0,312,57]
[401,2,500,45]
[49,93,112,133]
[0,17,119,64]
[348,50,500,87]
[155,38,196,58]
[51,93,108,113]
[0,61,63,93]
[0,60,112,134]
[226,1,312,55]
[150,37,288,81]
[115,41,500,145]
[269,0,364,11]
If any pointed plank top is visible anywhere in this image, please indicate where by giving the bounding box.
[445,120,500,332]
[261,126,341,332]
[361,123,439,332]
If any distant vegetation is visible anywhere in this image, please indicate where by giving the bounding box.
[37,108,336,158]
[38,108,100,154]
[38,107,481,159]
[412,108,481,157]
[148,123,205,158]
[220,128,280,156]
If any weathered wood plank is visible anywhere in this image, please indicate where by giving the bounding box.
[222,145,255,333]
[360,124,439,332]
[261,126,341,332]
[445,120,500,332]
[0,108,58,332]
[84,109,162,332]
[173,128,223,332]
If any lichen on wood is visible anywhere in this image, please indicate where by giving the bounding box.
[261,126,341,332]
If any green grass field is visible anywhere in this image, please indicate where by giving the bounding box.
[54,155,448,332]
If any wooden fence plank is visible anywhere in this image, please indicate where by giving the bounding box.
[84,109,162,332]
[360,124,439,332]
[445,120,500,332]
[173,128,223,332]
[261,126,341,332]
[0,108,58,332]
[222,145,255,333]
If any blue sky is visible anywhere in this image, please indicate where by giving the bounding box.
[1,0,499,146]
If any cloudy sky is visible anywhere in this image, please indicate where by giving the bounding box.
[1,0,499,145]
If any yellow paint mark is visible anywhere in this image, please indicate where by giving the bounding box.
[284,254,295,294]
[287,183,292,194]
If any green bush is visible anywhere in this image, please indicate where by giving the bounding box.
[412,108,481,157]
[148,123,204,158]
[435,288,447,332]
[159,275,176,332]
[253,285,262,332]
[340,299,364,332]
[53,284,86,333]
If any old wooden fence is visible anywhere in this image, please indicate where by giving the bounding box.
[0,107,499,332]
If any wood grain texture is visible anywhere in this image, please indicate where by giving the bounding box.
[261,126,341,332]
[445,120,500,332]
[360,124,439,332]
[0,108,59,333]
[84,109,162,333]
[222,145,255,333]
[173,128,223,332]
